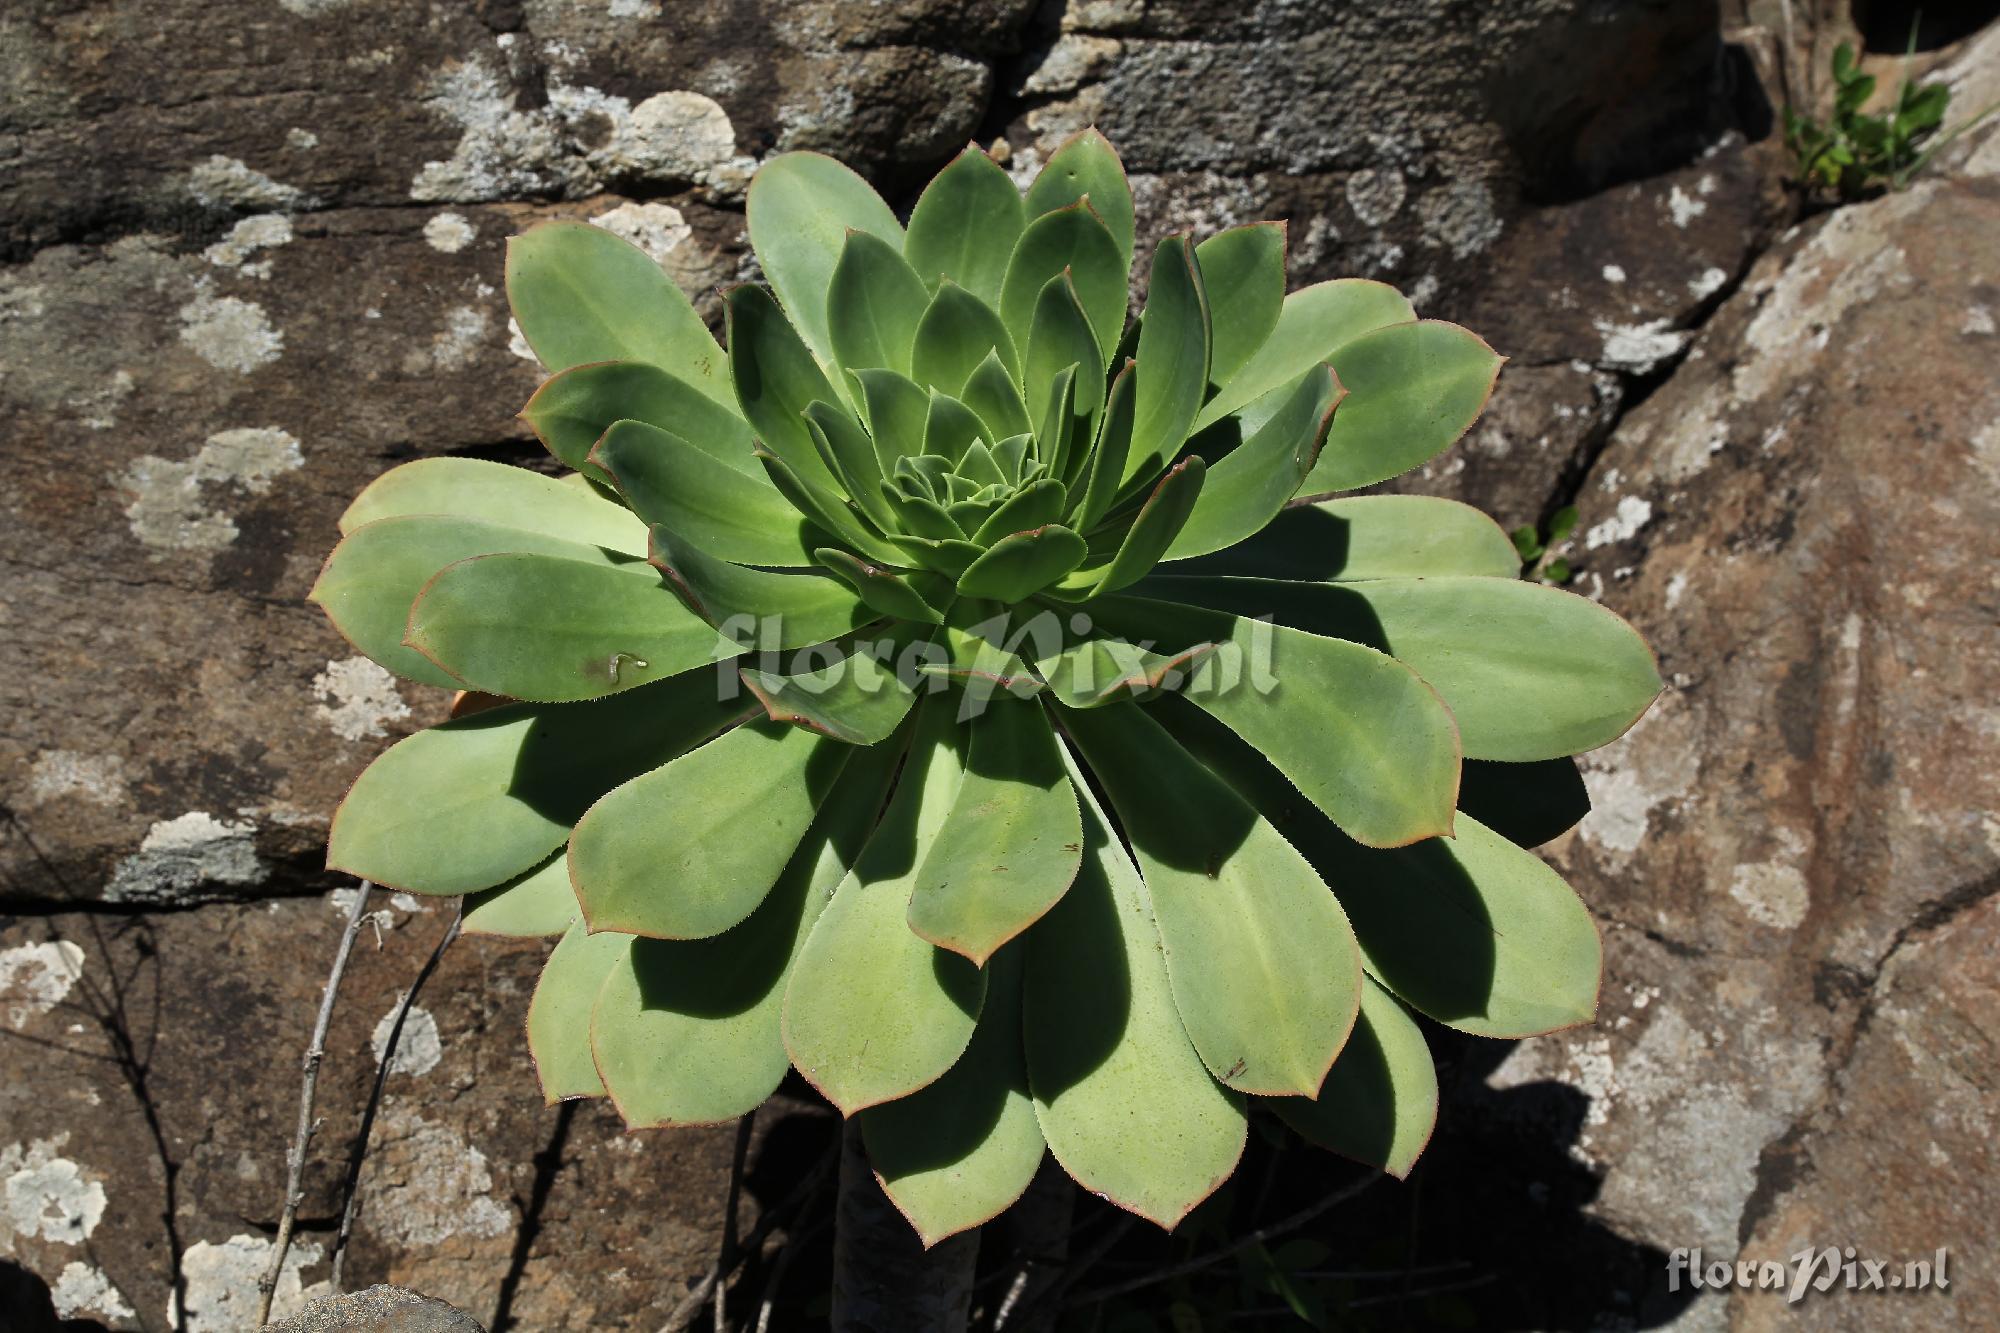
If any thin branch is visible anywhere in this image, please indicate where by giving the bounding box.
[1063,1172,1383,1310]
[659,1141,838,1333]
[1003,1213,1137,1328]
[713,1113,755,1333]
[256,881,375,1325]
[328,908,463,1291]
[753,1213,830,1333]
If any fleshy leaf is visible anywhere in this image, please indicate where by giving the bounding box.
[1298,321,1503,495]
[1165,366,1343,560]
[1080,457,1206,597]
[1164,495,1518,581]
[520,361,756,480]
[859,949,1046,1247]
[725,284,850,494]
[592,419,822,567]
[1025,738,1247,1229]
[590,739,902,1127]
[1194,222,1285,388]
[1072,360,1136,530]
[463,850,579,937]
[505,221,732,408]
[404,553,734,703]
[312,515,656,689]
[570,720,848,939]
[956,525,1089,602]
[1137,576,1662,761]
[903,146,1027,308]
[960,349,1034,444]
[327,678,746,896]
[526,922,628,1101]
[783,701,988,1113]
[970,479,1068,546]
[1024,127,1136,267]
[746,152,903,375]
[805,400,898,531]
[999,202,1128,366]
[1152,695,1602,1037]
[338,457,649,552]
[754,446,906,567]
[907,698,1083,965]
[828,229,930,377]
[1125,234,1212,482]
[854,368,931,469]
[1269,977,1437,1179]
[1059,703,1363,1098]
[651,525,870,649]
[1025,274,1105,454]
[740,643,919,745]
[814,547,947,624]
[1193,279,1414,432]
[1087,595,1461,848]
[1035,638,1217,709]
[911,281,1021,394]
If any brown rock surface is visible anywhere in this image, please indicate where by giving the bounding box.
[0,895,821,1330]
[1483,21,2000,1327]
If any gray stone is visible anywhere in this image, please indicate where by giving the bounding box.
[265,1284,485,1333]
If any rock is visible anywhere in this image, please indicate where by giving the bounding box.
[264,1284,485,1332]
[0,895,828,1330]
[1478,19,2000,1326]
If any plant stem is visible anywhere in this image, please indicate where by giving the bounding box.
[990,1158,1074,1332]
[831,1118,978,1332]
[256,880,374,1326]
[328,908,463,1291]
[712,1112,755,1333]
[1062,1171,1382,1309]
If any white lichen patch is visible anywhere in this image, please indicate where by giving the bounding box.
[1,1135,106,1245]
[1578,702,1699,859]
[1963,304,1996,336]
[423,211,477,253]
[1602,263,1627,284]
[1584,494,1653,550]
[172,1235,324,1331]
[311,656,411,741]
[404,303,492,373]
[591,200,692,265]
[1665,183,1707,228]
[367,1112,513,1245]
[286,127,319,150]
[1689,266,1728,300]
[104,812,265,904]
[409,56,746,203]
[122,426,304,551]
[1344,167,1406,227]
[1727,827,1812,930]
[51,1262,136,1321]
[1593,317,1686,374]
[1,940,84,1030]
[186,155,315,211]
[506,315,539,363]
[1417,178,1502,258]
[277,0,352,14]
[203,214,294,277]
[27,751,128,807]
[372,1002,443,1076]
[178,287,284,373]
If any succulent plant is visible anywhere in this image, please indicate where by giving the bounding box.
[313,130,1662,1245]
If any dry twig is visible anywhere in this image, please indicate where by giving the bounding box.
[256,881,374,1325]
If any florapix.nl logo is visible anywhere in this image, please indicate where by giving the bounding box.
[1669,1247,1950,1305]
